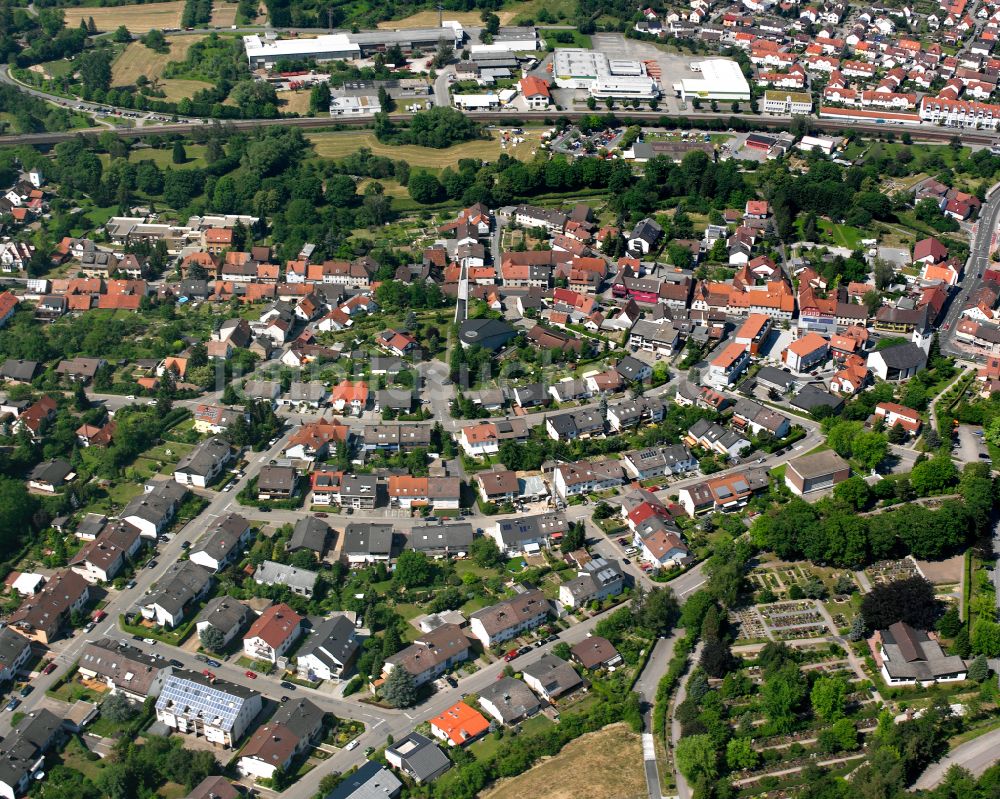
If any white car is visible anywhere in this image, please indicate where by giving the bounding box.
[345,740,360,751]
[142,638,156,645]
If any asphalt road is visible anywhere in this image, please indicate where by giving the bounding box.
[635,636,676,799]
[940,183,1000,360]
[670,641,704,799]
[913,725,1000,789]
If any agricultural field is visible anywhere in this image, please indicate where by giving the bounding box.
[378,10,519,28]
[209,0,240,26]
[63,1,186,33]
[481,723,646,799]
[112,36,212,100]
[308,130,502,167]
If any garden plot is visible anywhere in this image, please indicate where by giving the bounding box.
[758,601,827,640]
[865,557,920,587]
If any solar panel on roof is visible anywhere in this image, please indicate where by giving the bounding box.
[732,479,748,492]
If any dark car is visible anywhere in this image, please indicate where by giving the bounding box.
[170,659,184,668]
[147,559,158,569]
[125,580,137,589]
[280,695,290,702]
[18,686,32,698]
[5,698,19,712]
[180,541,191,550]
[42,662,57,676]
[279,681,296,691]
[258,507,271,513]
[205,659,221,668]
[517,646,532,655]
[195,654,208,663]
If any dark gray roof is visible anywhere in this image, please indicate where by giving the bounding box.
[521,653,582,698]
[28,459,73,485]
[323,761,401,799]
[0,627,30,671]
[385,732,451,782]
[872,342,928,370]
[297,614,359,670]
[478,676,541,722]
[145,561,213,616]
[343,523,394,556]
[175,437,231,478]
[195,597,251,636]
[271,696,325,741]
[458,318,517,350]
[405,523,474,554]
[0,359,39,382]
[290,517,330,554]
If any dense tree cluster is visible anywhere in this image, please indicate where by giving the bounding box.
[753,463,992,568]
[374,107,485,149]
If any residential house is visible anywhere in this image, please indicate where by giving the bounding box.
[867,343,927,381]
[121,481,187,539]
[195,597,252,648]
[322,762,401,799]
[174,437,233,488]
[253,561,318,598]
[256,466,298,501]
[0,710,67,799]
[243,602,303,664]
[289,517,331,558]
[339,475,379,510]
[469,588,550,647]
[478,677,541,725]
[474,469,520,504]
[521,654,582,701]
[571,636,622,670]
[706,342,751,387]
[155,671,262,747]
[382,623,470,687]
[237,698,325,782]
[385,733,451,783]
[283,420,351,462]
[69,520,143,583]
[429,702,490,747]
[140,561,214,628]
[342,523,395,564]
[0,628,33,685]
[405,523,474,558]
[552,460,624,501]
[296,614,359,682]
[730,399,791,438]
[9,570,90,644]
[677,468,770,515]
[458,419,529,457]
[78,638,172,701]
[782,332,830,372]
[189,513,253,572]
[558,557,624,609]
[490,513,568,556]
[27,459,75,493]
[621,445,697,479]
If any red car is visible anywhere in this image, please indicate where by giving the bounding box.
[244,670,257,679]
[42,662,57,675]
[92,610,107,622]
[202,669,216,680]
[503,649,519,662]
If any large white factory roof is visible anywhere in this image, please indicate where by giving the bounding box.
[243,33,360,60]
[673,58,751,98]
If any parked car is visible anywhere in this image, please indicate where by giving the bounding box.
[245,670,257,679]
[503,649,519,662]
[142,638,156,645]
[170,660,183,668]
[19,686,32,697]
[6,698,20,712]
[517,646,532,655]
[125,580,136,589]
[202,670,216,680]
[205,659,221,668]
[146,559,158,569]
[279,681,296,690]
[84,622,95,632]
[345,740,359,751]
[195,654,208,663]
[180,541,191,550]
[42,662,57,675]
[92,611,107,622]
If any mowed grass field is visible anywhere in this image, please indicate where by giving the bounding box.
[112,37,211,100]
[308,130,502,167]
[378,10,518,28]
[481,724,646,799]
[63,1,186,33]
[277,90,313,115]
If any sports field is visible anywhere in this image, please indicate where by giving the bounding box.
[308,130,501,167]
[64,1,186,33]
[112,37,212,100]
[481,724,646,799]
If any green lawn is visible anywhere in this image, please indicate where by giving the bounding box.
[58,735,106,783]
[818,219,864,250]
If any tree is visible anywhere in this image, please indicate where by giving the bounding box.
[810,675,847,722]
[910,454,959,496]
[700,637,736,678]
[393,550,434,588]
[432,40,454,69]
[873,259,896,290]
[101,692,138,723]
[560,521,586,553]
[726,736,759,771]
[141,28,166,51]
[382,665,417,708]
[819,718,859,753]
[470,535,505,568]
[113,25,131,42]
[310,81,331,114]
[968,654,990,682]
[199,625,226,654]
[861,576,938,631]
[848,614,867,642]
[833,476,871,510]
[762,663,807,732]
[408,171,444,204]
[78,50,113,92]
[675,734,718,781]
[636,587,680,637]
[172,141,187,165]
